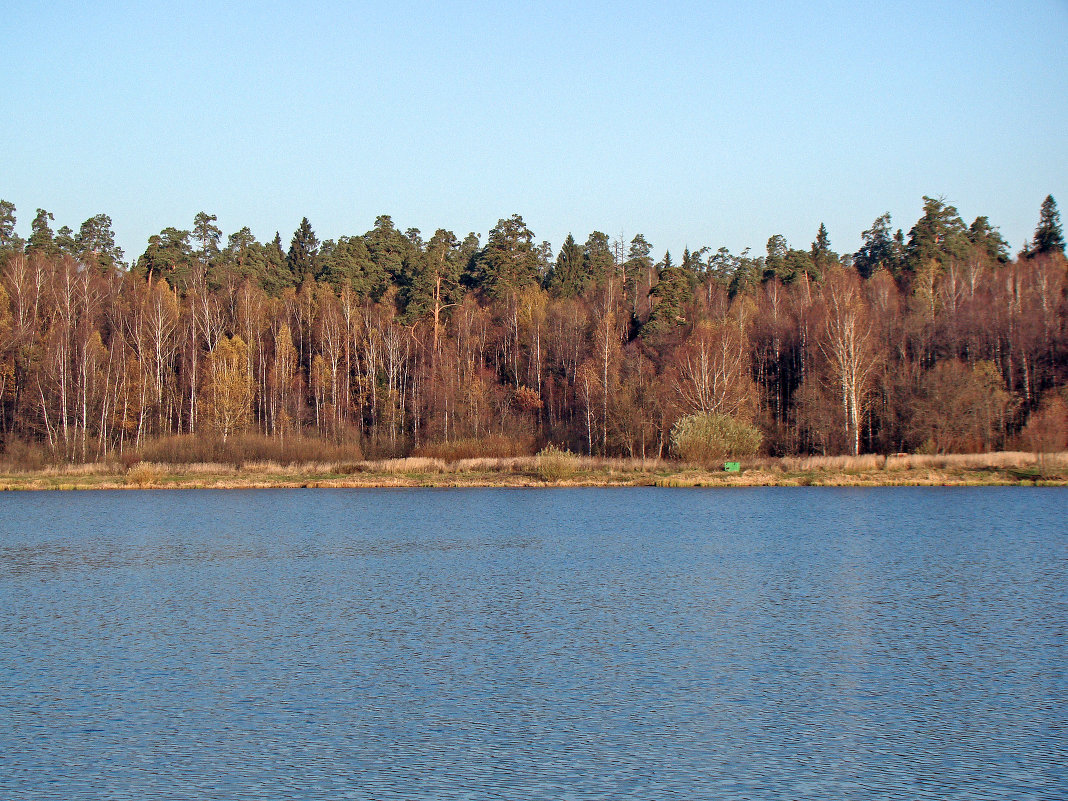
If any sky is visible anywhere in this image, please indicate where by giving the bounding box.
[2,0,1066,262]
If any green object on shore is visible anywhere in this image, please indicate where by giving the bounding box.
[724,462,741,472]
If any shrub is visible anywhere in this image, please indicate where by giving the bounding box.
[125,462,163,487]
[536,444,579,482]
[0,439,50,471]
[671,413,763,465]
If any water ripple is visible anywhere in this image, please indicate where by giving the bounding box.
[0,487,1065,799]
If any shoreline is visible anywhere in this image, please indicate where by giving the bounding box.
[1,452,1065,490]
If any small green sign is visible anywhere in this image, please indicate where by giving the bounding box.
[724,462,741,473]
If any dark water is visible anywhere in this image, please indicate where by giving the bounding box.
[1,488,1065,800]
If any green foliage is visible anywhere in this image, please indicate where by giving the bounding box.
[722,248,763,295]
[671,412,763,464]
[138,227,194,285]
[27,209,57,257]
[363,215,413,284]
[287,217,320,281]
[76,213,124,270]
[764,234,787,280]
[397,228,463,320]
[1031,195,1065,256]
[55,225,77,256]
[809,222,837,276]
[643,252,694,335]
[193,212,222,264]
[968,216,1008,263]
[904,196,970,277]
[546,233,585,297]
[318,235,385,299]
[854,213,896,279]
[0,200,22,253]
[626,234,653,272]
[584,231,615,285]
[467,214,541,298]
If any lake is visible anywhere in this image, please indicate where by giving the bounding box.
[1,488,1065,800]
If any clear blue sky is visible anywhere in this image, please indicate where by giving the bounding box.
[3,0,1066,261]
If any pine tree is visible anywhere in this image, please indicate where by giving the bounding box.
[904,196,969,277]
[468,214,540,298]
[854,213,897,279]
[27,209,57,257]
[75,213,124,270]
[193,212,222,264]
[0,200,23,253]
[1031,195,1065,256]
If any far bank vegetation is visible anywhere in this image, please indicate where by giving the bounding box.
[0,195,1066,471]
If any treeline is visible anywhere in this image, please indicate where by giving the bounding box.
[0,195,1065,462]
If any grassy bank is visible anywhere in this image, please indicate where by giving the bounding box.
[0,452,1065,490]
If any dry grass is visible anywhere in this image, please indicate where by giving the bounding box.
[36,462,119,476]
[0,449,1064,490]
[357,456,448,474]
[137,433,364,466]
[772,451,1068,473]
[411,435,535,460]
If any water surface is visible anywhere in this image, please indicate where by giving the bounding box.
[1,488,1065,799]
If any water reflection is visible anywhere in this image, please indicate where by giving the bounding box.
[1,488,1065,800]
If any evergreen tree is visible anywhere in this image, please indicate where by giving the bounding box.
[626,234,653,270]
[0,200,23,253]
[287,217,319,281]
[583,231,615,285]
[1031,195,1065,256]
[75,213,124,270]
[399,228,463,325]
[27,209,57,257]
[138,227,194,284]
[643,251,693,335]
[318,235,384,299]
[211,226,260,288]
[681,246,709,275]
[904,196,969,276]
[364,215,412,284]
[810,222,837,276]
[193,212,222,264]
[625,233,654,283]
[467,214,540,298]
[764,235,787,281]
[782,248,817,283]
[967,216,1009,263]
[547,233,585,297]
[261,233,291,294]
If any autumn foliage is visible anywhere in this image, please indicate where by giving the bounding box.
[0,200,1065,465]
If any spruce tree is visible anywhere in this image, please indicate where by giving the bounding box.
[547,233,584,297]
[1031,195,1065,256]
[287,217,319,281]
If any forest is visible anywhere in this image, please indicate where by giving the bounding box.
[0,194,1065,465]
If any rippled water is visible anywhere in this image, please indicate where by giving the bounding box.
[1,487,1065,800]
